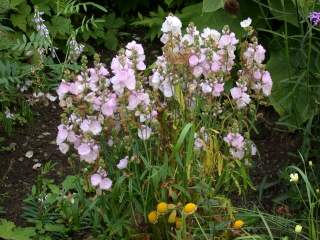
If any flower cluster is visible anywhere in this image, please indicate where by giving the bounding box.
[32,9,49,38]
[309,11,320,26]
[224,132,246,159]
[68,38,85,61]
[56,41,157,190]
[148,201,197,228]
[57,15,273,192]
[150,15,271,112]
[90,168,112,191]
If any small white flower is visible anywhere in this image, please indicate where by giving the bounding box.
[308,161,313,167]
[46,93,57,102]
[5,109,14,119]
[251,143,257,156]
[107,138,114,147]
[32,163,42,170]
[289,173,299,183]
[294,224,302,233]
[138,125,152,140]
[240,17,252,28]
[161,15,182,34]
[25,150,34,158]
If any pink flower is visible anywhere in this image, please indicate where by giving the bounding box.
[56,81,70,99]
[211,62,221,72]
[224,133,244,150]
[69,82,84,95]
[90,173,112,190]
[91,173,102,186]
[230,148,245,159]
[230,87,251,108]
[78,143,91,156]
[127,92,140,110]
[192,66,203,78]
[98,66,109,76]
[230,87,242,99]
[101,95,117,117]
[111,68,136,93]
[56,124,68,144]
[254,45,266,63]
[261,71,272,96]
[79,144,99,163]
[90,120,102,135]
[201,83,212,94]
[117,156,128,169]
[253,70,262,80]
[160,80,173,98]
[125,41,146,70]
[212,83,224,96]
[99,178,112,190]
[59,143,69,154]
[189,55,199,66]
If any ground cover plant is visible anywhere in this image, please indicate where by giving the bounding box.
[1,0,320,240]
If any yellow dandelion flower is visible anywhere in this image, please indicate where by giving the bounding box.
[183,203,197,215]
[168,210,177,223]
[157,202,168,214]
[233,220,245,229]
[175,217,182,229]
[148,211,158,224]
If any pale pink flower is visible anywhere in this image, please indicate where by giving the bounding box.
[56,124,68,144]
[59,143,69,154]
[212,83,224,96]
[117,156,128,170]
[189,55,199,66]
[99,178,112,190]
[91,173,102,186]
[101,95,117,117]
[261,71,272,96]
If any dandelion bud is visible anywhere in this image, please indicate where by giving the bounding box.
[183,203,197,215]
[148,211,158,224]
[233,219,245,229]
[168,210,177,223]
[295,224,302,233]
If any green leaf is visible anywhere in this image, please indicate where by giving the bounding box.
[49,15,72,37]
[44,224,67,233]
[202,0,224,13]
[0,219,36,240]
[9,0,25,8]
[62,175,78,191]
[0,0,10,13]
[9,2,31,32]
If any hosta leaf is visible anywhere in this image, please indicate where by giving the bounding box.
[202,0,224,13]
[268,50,317,127]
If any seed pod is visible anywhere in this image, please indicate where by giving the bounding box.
[224,0,240,15]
